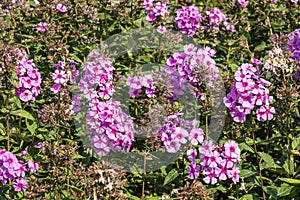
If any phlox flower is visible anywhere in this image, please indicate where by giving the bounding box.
[56,3,71,13]
[218,160,229,181]
[189,127,204,145]
[227,165,240,184]
[187,162,200,179]
[146,11,156,21]
[235,79,254,92]
[203,46,216,57]
[206,8,226,25]
[153,2,168,17]
[37,22,47,32]
[143,0,154,10]
[225,24,235,32]
[184,44,197,55]
[2,152,18,169]
[13,178,27,192]
[187,149,197,161]
[19,90,33,102]
[165,140,181,153]
[51,70,68,85]
[232,110,246,123]
[141,74,153,88]
[256,106,275,121]
[157,25,167,34]
[238,0,248,6]
[224,141,241,161]
[27,160,38,172]
[51,84,61,94]
[173,127,189,144]
[203,167,220,185]
[199,140,215,155]
[14,164,26,177]
[72,94,82,113]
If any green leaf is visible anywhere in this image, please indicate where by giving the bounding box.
[240,194,255,200]
[10,110,34,121]
[13,96,22,109]
[160,166,167,176]
[163,169,179,185]
[277,185,294,197]
[72,54,82,64]
[239,142,254,153]
[72,47,82,53]
[239,169,257,178]
[279,178,300,186]
[26,119,37,135]
[292,135,300,150]
[9,72,19,88]
[254,41,267,51]
[73,154,85,159]
[258,152,280,169]
[229,63,239,72]
[263,186,277,197]
[69,185,83,193]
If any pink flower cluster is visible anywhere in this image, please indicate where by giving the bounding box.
[187,140,241,185]
[14,49,42,102]
[50,59,79,94]
[164,43,219,99]
[126,74,156,98]
[87,100,135,155]
[158,114,204,153]
[287,29,300,79]
[143,3,235,36]
[77,52,135,155]
[144,0,169,21]
[224,62,275,122]
[204,8,235,32]
[0,149,38,192]
[175,5,202,36]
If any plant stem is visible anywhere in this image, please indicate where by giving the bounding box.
[141,150,147,200]
[252,131,266,200]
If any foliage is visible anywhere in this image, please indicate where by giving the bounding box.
[0,0,299,199]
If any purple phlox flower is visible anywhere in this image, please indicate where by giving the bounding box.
[187,161,200,179]
[13,178,27,192]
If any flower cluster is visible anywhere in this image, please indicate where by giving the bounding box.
[164,43,219,99]
[14,49,42,102]
[77,52,135,155]
[0,149,38,192]
[204,8,235,32]
[86,100,135,155]
[158,114,204,153]
[50,59,79,94]
[126,74,156,98]
[187,140,241,185]
[224,62,275,122]
[287,29,300,79]
[144,0,169,22]
[175,5,202,37]
[143,2,234,36]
